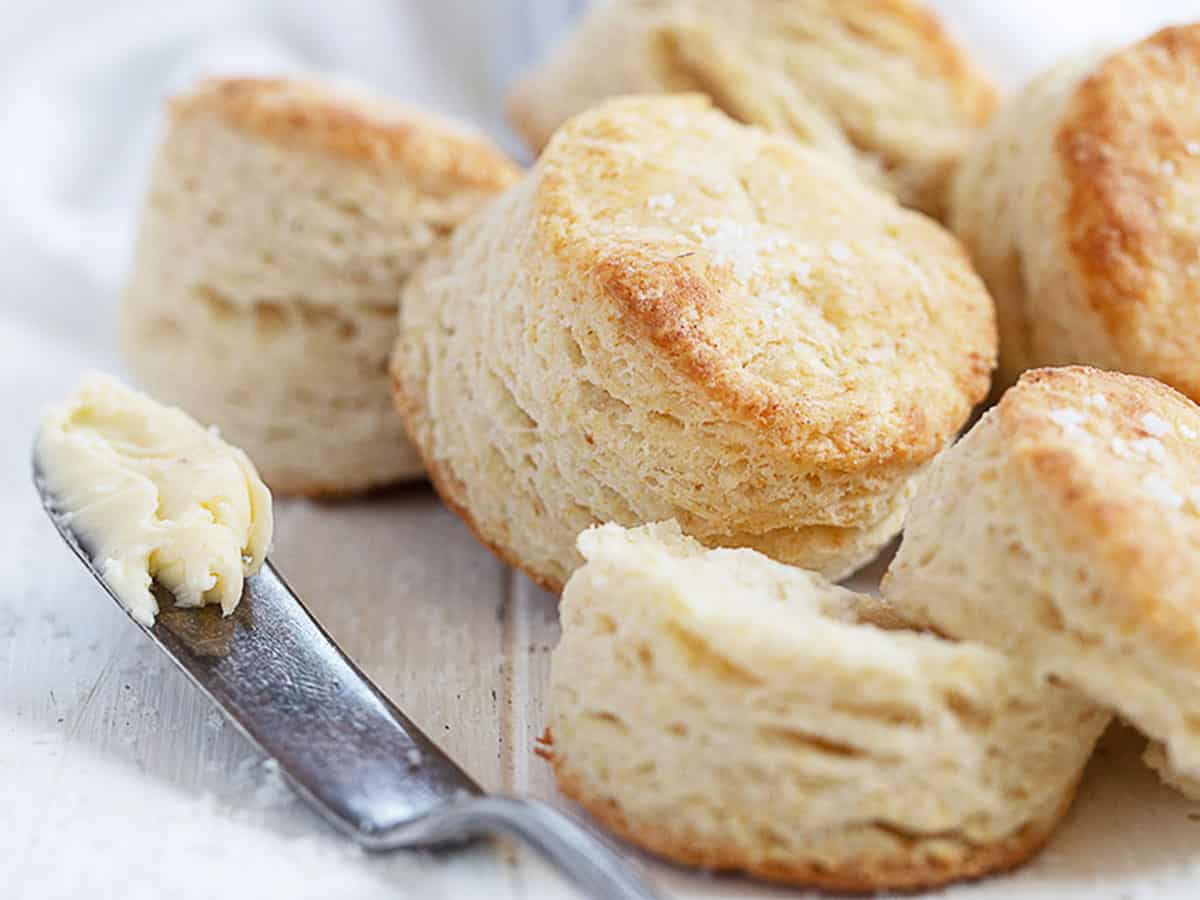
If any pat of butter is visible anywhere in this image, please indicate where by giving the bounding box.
[36,374,273,625]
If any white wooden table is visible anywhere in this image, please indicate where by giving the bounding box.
[4,2,1200,897]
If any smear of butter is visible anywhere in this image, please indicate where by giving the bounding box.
[36,374,273,625]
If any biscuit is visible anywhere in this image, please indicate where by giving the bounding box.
[121,77,520,496]
[391,95,996,592]
[951,26,1200,395]
[509,0,997,218]
[884,366,1200,787]
[548,521,1109,891]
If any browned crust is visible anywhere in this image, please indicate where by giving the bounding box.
[551,756,1076,893]
[387,371,566,596]
[1056,25,1200,396]
[531,95,996,472]
[588,249,994,472]
[171,77,522,191]
[999,366,1200,660]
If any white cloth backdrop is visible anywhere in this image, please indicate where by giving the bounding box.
[2,0,1197,323]
[2,2,1199,898]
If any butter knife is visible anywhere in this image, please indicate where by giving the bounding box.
[33,457,663,900]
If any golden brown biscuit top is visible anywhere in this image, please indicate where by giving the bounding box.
[1000,367,1200,638]
[534,95,996,469]
[170,77,521,192]
[1057,26,1200,395]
